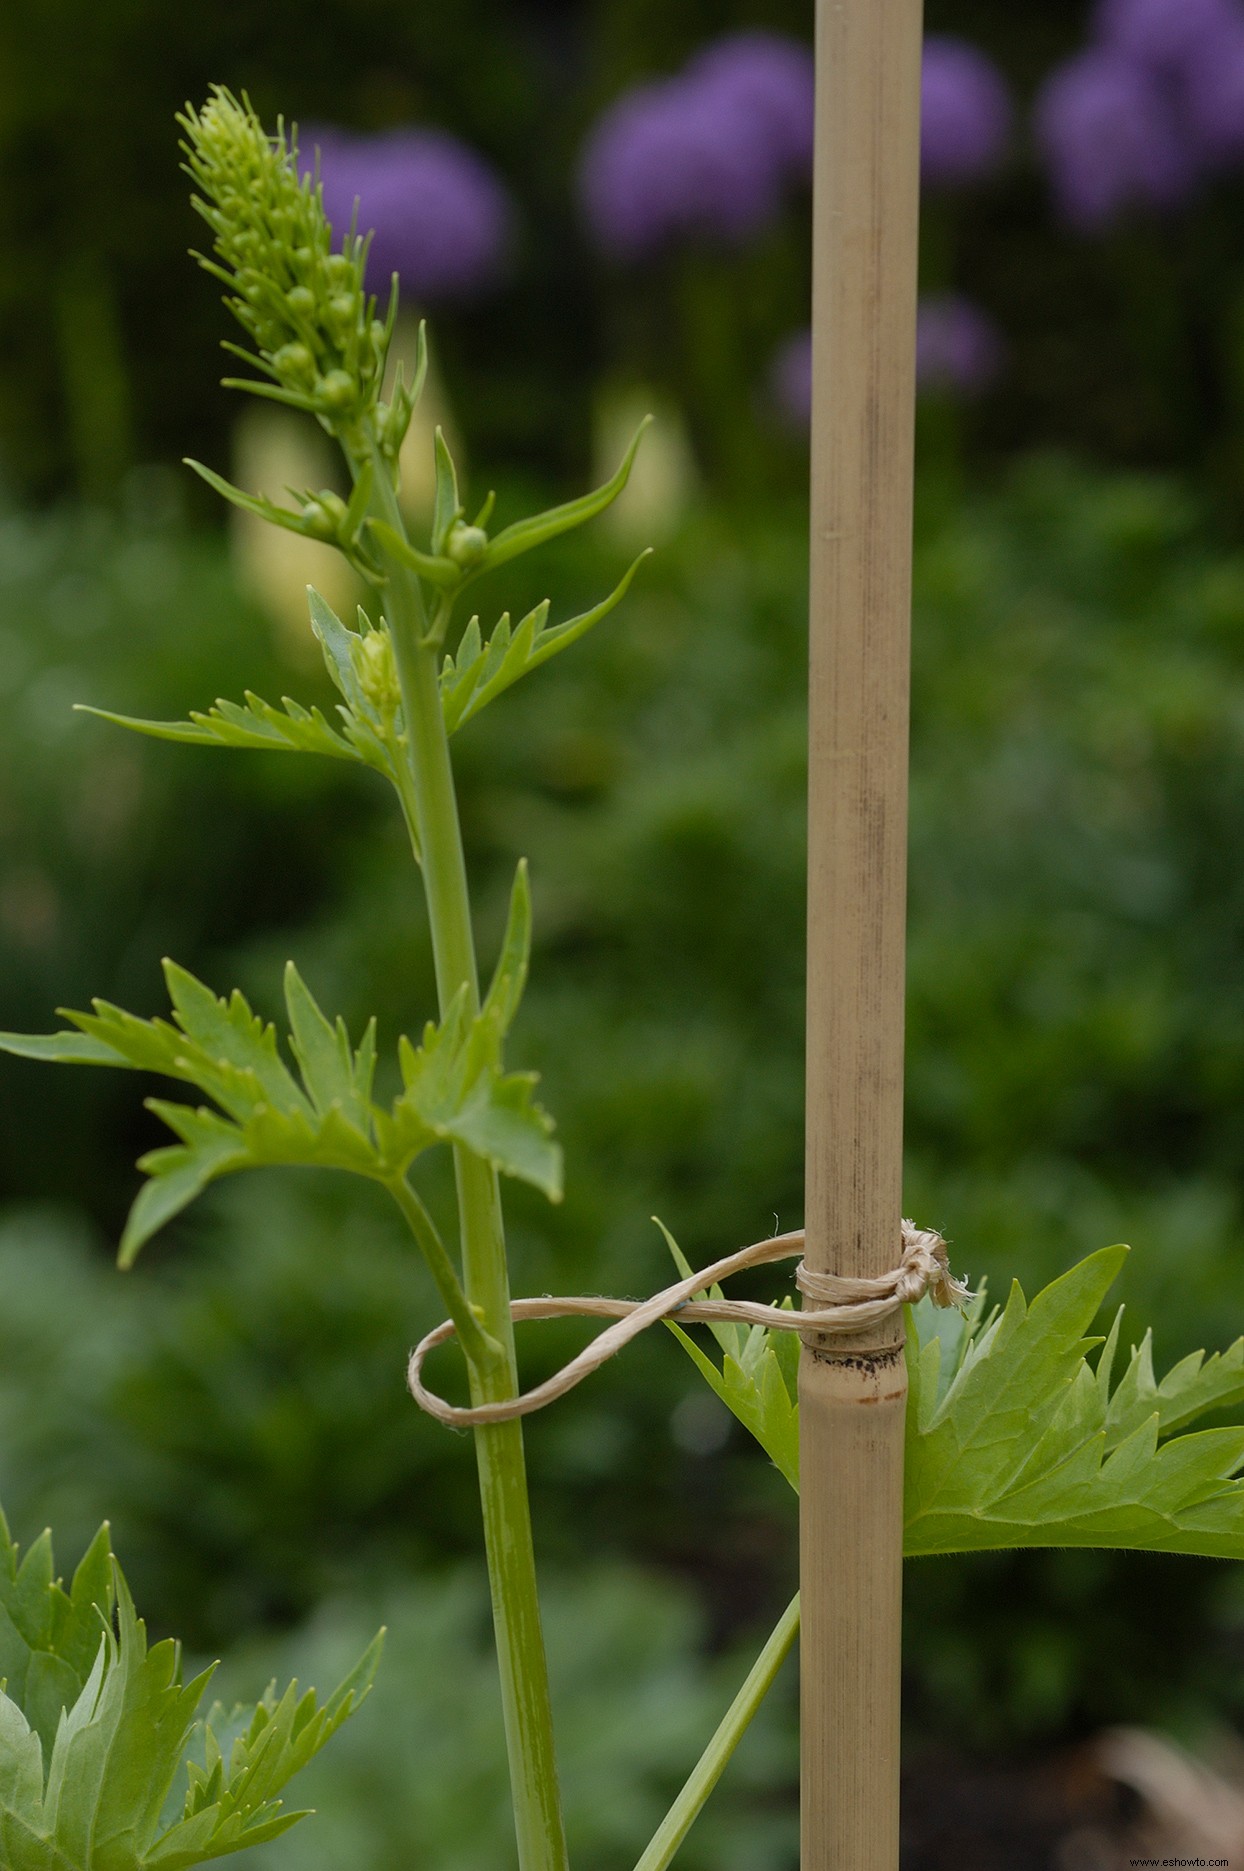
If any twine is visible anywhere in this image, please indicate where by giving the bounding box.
[406,1220,969,1431]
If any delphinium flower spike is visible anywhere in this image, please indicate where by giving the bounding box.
[179,87,395,449]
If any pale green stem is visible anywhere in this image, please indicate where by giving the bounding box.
[384,714,424,867]
[633,1594,800,1871]
[363,441,570,1871]
[384,1174,500,1368]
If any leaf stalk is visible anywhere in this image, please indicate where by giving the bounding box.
[634,1593,800,1871]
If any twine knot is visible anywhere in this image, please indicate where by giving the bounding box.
[795,1220,970,1328]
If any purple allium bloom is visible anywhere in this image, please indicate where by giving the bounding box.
[1091,0,1244,172]
[769,328,812,428]
[304,127,512,301]
[579,30,814,259]
[1034,48,1197,228]
[1093,0,1240,73]
[1181,14,1244,162]
[916,296,1002,395]
[920,37,1013,186]
[685,32,815,179]
[769,302,1000,426]
[580,75,784,256]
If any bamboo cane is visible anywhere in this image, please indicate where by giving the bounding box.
[800,0,924,1865]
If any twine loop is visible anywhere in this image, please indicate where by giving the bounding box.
[406,1220,969,1431]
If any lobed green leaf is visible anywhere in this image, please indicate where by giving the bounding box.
[667,1238,1244,1560]
[79,589,403,790]
[0,1511,378,1871]
[0,876,559,1263]
[76,691,385,770]
[440,551,650,736]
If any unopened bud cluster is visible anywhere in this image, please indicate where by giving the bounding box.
[353,626,402,718]
[179,88,392,438]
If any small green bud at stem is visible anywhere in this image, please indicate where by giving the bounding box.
[300,499,336,541]
[445,521,489,568]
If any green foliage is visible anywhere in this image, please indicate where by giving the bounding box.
[79,692,376,773]
[207,1566,794,1871]
[467,419,653,577]
[82,550,654,788]
[0,1516,115,1762]
[14,449,1244,1756]
[440,552,651,735]
[905,1249,1244,1556]
[181,459,381,579]
[77,589,403,793]
[0,861,559,1266]
[662,1228,798,1493]
[669,1243,1244,1560]
[0,1514,378,1871]
[369,421,652,618]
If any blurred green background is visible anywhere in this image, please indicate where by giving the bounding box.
[5,0,1244,1865]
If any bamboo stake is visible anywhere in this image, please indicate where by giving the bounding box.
[800,0,923,1865]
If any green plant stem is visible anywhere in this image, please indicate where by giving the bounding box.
[385,1175,500,1368]
[364,440,570,1871]
[634,1594,800,1871]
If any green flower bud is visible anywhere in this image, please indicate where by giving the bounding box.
[286,285,316,321]
[445,521,489,568]
[299,499,337,541]
[299,489,349,540]
[315,370,356,414]
[271,341,316,386]
[354,628,402,716]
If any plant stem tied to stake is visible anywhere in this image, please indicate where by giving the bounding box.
[803,0,924,1866]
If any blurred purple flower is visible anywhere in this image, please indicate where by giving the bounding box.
[1092,0,1244,168]
[304,127,512,301]
[685,32,815,178]
[921,37,1013,186]
[769,329,812,429]
[1181,15,1244,163]
[770,301,1000,428]
[1034,48,1197,228]
[580,78,780,256]
[579,31,813,259]
[1093,0,1240,74]
[916,295,1002,395]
